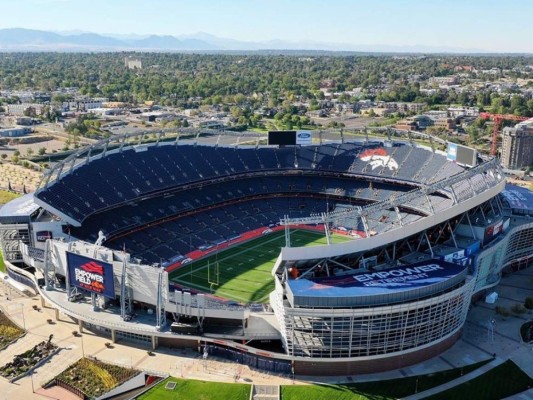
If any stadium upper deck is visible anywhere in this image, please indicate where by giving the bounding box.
[30,130,476,265]
[34,135,464,226]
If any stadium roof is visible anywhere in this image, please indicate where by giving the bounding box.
[501,184,533,213]
[0,193,39,223]
[286,260,467,308]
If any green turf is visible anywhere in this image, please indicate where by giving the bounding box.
[425,360,533,400]
[169,229,352,303]
[281,359,493,400]
[138,377,250,400]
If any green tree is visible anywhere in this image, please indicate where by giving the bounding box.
[23,106,37,118]
[11,150,20,164]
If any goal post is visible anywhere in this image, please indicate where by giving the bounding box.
[207,260,220,292]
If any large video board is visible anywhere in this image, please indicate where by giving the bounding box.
[447,142,477,167]
[268,130,312,146]
[67,252,115,298]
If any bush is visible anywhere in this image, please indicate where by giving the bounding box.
[495,306,511,317]
[0,312,24,348]
[0,340,57,379]
[511,304,527,315]
[525,297,533,310]
[55,358,138,398]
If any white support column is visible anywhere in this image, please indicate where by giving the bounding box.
[43,239,54,290]
[322,213,331,245]
[120,253,131,320]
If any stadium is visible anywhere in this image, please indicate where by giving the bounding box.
[1,128,533,376]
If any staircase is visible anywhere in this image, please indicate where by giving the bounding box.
[252,384,280,400]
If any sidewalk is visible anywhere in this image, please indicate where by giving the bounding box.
[0,282,296,400]
[402,357,505,400]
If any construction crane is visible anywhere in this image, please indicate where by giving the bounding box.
[479,112,529,156]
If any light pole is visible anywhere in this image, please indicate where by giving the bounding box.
[30,369,35,393]
[80,334,85,357]
[19,303,26,330]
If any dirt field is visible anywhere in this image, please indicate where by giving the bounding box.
[0,138,66,159]
[310,115,381,130]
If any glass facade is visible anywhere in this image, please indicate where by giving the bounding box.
[474,222,533,291]
[277,279,473,358]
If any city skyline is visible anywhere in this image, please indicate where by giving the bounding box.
[0,0,532,53]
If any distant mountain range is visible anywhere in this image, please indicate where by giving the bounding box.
[0,28,493,53]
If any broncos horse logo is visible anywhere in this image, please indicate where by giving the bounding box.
[360,148,399,171]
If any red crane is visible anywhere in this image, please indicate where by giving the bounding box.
[479,112,529,156]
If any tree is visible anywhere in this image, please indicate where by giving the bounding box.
[11,150,20,164]
[26,148,34,157]
[0,154,7,161]
[465,125,480,143]
[309,99,320,111]
[23,106,37,118]
[230,106,243,119]
[38,147,46,156]
[52,93,70,103]
[234,93,246,105]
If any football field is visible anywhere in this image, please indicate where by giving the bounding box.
[169,229,353,304]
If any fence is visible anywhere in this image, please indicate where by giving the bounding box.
[202,344,291,375]
[55,378,87,400]
[6,266,37,292]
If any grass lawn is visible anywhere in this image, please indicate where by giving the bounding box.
[0,312,25,348]
[0,190,20,205]
[281,359,492,400]
[138,377,250,400]
[425,360,533,400]
[169,229,352,303]
[0,249,5,273]
[248,126,268,133]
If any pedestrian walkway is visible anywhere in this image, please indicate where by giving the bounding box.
[402,357,505,400]
[35,385,82,400]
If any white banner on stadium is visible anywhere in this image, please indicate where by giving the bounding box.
[296,131,312,145]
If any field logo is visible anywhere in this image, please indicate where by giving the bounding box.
[360,148,398,170]
[67,252,115,298]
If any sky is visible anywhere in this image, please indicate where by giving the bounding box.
[0,0,531,53]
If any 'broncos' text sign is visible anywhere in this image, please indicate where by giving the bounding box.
[67,252,115,298]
